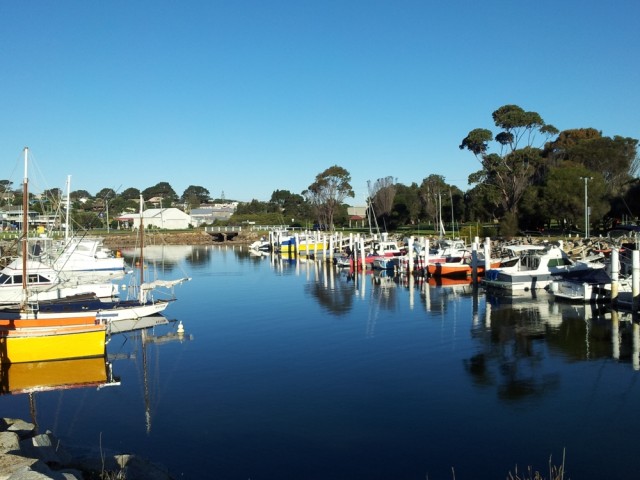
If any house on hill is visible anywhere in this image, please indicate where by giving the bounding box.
[117,208,191,230]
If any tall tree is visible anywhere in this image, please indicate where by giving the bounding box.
[418,174,448,228]
[540,166,608,233]
[303,165,354,230]
[544,129,638,196]
[269,190,311,223]
[142,182,178,205]
[369,176,397,229]
[120,187,141,200]
[460,105,558,234]
[392,183,421,226]
[181,185,211,205]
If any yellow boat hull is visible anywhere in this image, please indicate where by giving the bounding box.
[297,242,326,252]
[0,325,106,364]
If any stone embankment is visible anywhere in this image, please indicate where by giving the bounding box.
[0,417,172,479]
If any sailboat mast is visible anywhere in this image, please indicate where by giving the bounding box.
[64,175,71,243]
[139,195,145,303]
[21,147,29,297]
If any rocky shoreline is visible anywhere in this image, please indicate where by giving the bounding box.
[0,417,172,480]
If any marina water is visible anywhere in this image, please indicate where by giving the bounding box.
[2,244,639,479]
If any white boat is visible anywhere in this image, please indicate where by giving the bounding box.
[550,268,631,303]
[249,238,271,252]
[424,239,468,263]
[0,258,118,304]
[47,236,127,280]
[482,243,604,293]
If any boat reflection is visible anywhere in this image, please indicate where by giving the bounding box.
[0,355,120,433]
[108,319,193,434]
[467,291,640,403]
[0,355,119,396]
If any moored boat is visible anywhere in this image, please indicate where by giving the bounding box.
[482,243,604,293]
[0,322,106,364]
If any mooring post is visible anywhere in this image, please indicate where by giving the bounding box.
[484,237,491,271]
[471,241,478,285]
[611,248,619,305]
[329,234,334,262]
[408,236,414,275]
[322,234,327,262]
[423,237,429,274]
[632,250,639,311]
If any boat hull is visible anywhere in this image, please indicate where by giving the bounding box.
[0,325,106,364]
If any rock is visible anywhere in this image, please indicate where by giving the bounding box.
[0,418,173,480]
[0,431,20,454]
[0,453,41,479]
[19,432,72,467]
[1,419,36,441]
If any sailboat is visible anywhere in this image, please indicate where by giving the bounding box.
[0,195,190,334]
[0,147,107,364]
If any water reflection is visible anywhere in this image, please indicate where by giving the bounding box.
[467,290,640,404]
[122,244,214,270]
[0,356,120,432]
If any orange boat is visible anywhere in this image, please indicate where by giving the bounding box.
[427,256,509,278]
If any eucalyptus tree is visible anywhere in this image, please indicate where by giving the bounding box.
[460,105,559,234]
[540,166,608,233]
[543,128,639,197]
[303,165,354,230]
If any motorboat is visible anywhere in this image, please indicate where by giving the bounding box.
[0,256,119,305]
[550,268,631,303]
[482,243,604,292]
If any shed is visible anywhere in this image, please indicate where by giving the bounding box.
[117,208,191,230]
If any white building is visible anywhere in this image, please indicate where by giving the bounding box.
[117,208,191,230]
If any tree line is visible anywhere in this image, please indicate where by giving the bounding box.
[2,104,638,235]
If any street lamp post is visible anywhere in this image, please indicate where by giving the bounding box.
[580,176,593,238]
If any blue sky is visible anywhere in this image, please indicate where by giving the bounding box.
[1,1,638,206]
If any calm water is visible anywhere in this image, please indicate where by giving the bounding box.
[2,244,640,479]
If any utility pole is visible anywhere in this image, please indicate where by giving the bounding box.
[580,176,593,238]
